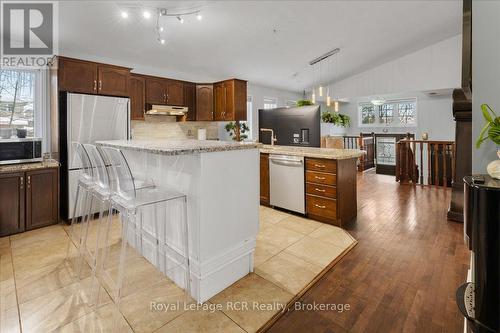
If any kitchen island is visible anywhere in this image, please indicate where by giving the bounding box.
[260,145,365,227]
[97,139,260,303]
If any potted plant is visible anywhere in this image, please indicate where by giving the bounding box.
[296,99,314,107]
[225,121,250,142]
[321,111,351,135]
[476,104,500,179]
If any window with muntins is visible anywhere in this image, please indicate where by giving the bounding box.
[358,98,417,127]
[0,69,38,137]
[263,97,277,109]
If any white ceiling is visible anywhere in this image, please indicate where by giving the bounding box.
[58,0,462,93]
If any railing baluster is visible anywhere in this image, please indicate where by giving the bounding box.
[442,144,447,187]
[419,142,424,185]
[396,142,400,182]
[434,144,439,186]
[427,143,432,186]
[405,141,409,183]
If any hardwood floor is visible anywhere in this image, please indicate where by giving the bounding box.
[266,171,469,333]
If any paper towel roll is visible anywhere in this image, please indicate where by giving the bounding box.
[198,128,207,140]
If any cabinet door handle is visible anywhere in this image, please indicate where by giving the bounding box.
[315,176,326,180]
[93,80,97,91]
[20,176,24,189]
[314,204,326,209]
[166,93,169,101]
[98,80,102,91]
[315,188,326,193]
[27,176,30,188]
[314,164,326,168]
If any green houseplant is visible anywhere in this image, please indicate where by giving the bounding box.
[321,111,351,127]
[225,121,250,142]
[476,104,500,147]
[476,104,500,179]
[296,99,314,107]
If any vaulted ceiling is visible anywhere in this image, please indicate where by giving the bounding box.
[58,0,462,92]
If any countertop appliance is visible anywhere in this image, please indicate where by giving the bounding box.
[258,105,320,147]
[459,175,499,333]
[269,154,305,214]
[0,138,42,165]
[59,92,130,220]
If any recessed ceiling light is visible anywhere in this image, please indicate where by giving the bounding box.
[196,13,202,21]
[160,39,165,44]
[143,11,151,19]
[120,11,128,19]
[159,27,164,32]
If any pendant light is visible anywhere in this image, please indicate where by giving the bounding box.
[326,55,331,106]
[318,61,323,97]
[334,100,339,112]
[334,53,339,112]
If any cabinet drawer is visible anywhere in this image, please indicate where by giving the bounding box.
[305,158,336,173]
[306,183,336,199]
[305,171,336,186]
[306,195,337,220]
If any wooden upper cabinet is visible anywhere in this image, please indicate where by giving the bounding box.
[196,84,214,121]
[58,57,130,97]
[25,168,58,231]
[214,79,247,121]
[145,78,167,104]
[166,80,184,106]
[58,57,97,94]
[214,82,225,121]
[184,83,196,121]
[97,65,129,97]
[0,172,25,237]
[129,75,146,120]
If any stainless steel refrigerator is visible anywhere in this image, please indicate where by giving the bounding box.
[59,92,130,220]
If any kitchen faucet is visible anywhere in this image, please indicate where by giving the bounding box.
[260,128,278,146]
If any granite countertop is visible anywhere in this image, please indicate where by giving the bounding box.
[259,145,365,160]
[0,159,60,174]
[96,139,260,156]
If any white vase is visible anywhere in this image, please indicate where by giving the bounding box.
[486,148,500,180]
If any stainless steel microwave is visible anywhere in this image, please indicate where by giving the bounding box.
[0,138,43,165]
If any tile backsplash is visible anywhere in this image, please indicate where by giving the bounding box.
[131,115,219,140]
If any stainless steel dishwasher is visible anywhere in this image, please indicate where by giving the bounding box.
[269,154,305,214]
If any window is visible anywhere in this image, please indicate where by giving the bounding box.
[263,97,277,109]
[286,100,297,107]
[359,98,417,127]
[0,69,38,137]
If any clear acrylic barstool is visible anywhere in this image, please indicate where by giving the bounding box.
[66,142,96,277]
[98,146,190,305]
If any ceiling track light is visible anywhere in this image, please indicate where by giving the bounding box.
[143,10,151,19]
[120,11,128,18]
[177,16,184,23]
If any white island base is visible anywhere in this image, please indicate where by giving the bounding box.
[98,140,260,303]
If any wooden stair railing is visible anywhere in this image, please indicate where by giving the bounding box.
[343,132,375,172]
[396,139,455,187]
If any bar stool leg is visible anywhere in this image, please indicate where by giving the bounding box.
[77,192,94,278]
[88,198,107,306]
[66,183,81,260]
[115,211,129,304]
[96,204,114,307]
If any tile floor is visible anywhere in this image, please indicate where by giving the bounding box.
[0,206,355,333]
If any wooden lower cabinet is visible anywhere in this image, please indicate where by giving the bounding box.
[0,167,59,236]
[260,153,270,205]
[25,168,59,230]
[0,172,25,237]
[305,157,357,227]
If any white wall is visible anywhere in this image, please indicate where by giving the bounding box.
[327,35,462,99]
[315,35,461,142]
[472,1,500,173]
[218,83,302,141]
[335,91,455,141]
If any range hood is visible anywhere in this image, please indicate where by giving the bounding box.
[145,105,188,116]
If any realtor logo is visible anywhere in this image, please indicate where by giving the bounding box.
[1,1,58,67]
